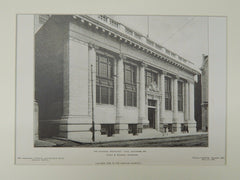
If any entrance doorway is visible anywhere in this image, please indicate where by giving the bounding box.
[148,108,155,129]
[148,99,157,129]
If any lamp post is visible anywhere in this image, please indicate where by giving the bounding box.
[91,64,95,142]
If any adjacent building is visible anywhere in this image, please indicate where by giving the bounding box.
[200,55,208,131]
[35,15,201,142]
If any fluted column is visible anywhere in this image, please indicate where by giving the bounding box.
[188,81,196,133]
[159,72,165,132]
[173,77,181,133]
[138,62,145,133]
[115,55,124,133]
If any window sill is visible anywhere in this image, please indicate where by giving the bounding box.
[124,106,138,109]
[96,104,116,108]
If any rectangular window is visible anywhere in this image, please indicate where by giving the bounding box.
[145,70,158,87]
[100,124,115,136]
[148,100,156,107]
[178,81,183,111]
[124,63,137,107]
[165,77,172,110]
[96,54,114,105]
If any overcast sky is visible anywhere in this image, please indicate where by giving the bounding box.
[109,15,209,68]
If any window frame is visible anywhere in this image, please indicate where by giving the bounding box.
[165,76,172,110]
[178,81,184,111]
[124,63,137,107]
[96,53,114,105]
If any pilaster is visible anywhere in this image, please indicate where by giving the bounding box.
[61,39,91,139]
[62,38,89,119]
[188,81,197,133]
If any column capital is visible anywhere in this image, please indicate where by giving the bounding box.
[160,70,167,75]
[139,61,147,68]
[188,79,195,84]
[173,75,180,80]
[182,78,194,84]
[88,43,99,50]
[119,53,127,60]
[182,79,189,83]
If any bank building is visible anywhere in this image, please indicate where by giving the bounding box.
[34,15,201,142]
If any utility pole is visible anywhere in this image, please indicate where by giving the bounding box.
[91,64,95,142]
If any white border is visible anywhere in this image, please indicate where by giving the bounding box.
[15,15,226,165]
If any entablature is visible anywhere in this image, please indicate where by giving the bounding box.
[69,15,200,76]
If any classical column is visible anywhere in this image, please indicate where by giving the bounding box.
[138,62,146,133]
[115,55,124,133]
[184,81,189,123]
[173,76,181,133]
[159,72,166,133]
[155,99,160,131]
[188,82,197,133]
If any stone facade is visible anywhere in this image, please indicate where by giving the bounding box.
[35,15,200,142]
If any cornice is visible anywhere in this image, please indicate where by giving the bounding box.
[70,15,200,75]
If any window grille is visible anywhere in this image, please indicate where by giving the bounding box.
[124,63,137,107]
[96,54,114,105]
[178,81,183,111]
[165,77,172,110]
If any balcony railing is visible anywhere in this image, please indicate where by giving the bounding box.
[94,15,195,67]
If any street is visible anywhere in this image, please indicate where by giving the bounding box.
[40,134,208,147]
[81,134,208,147]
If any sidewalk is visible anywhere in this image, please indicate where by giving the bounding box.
[35,129,208,147]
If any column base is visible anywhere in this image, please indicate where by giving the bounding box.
[60,115,95,140]
[159,123,165,133]
[159,123,171,133]
[114,124,129,135]
[172,123,181,133]
[114,123,120,134]
[187,122,197,133]
[202,126,208,132]
[137,123,143,133]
